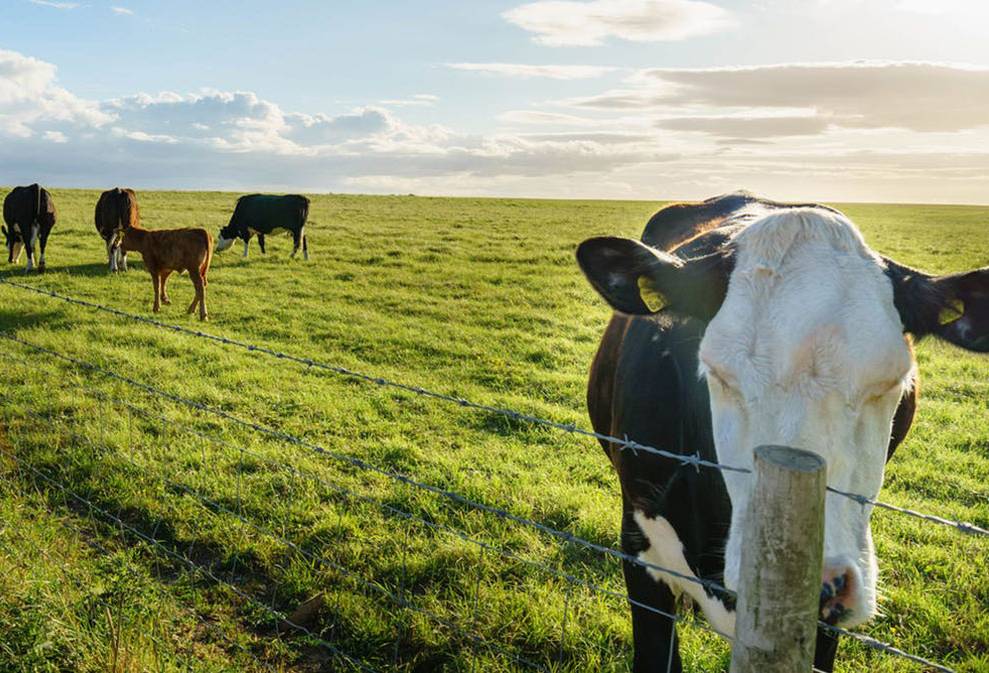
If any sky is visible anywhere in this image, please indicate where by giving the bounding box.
[2,0,989,203]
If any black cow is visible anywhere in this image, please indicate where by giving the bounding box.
[3,184,56,272]
[577,192,989,672]
[214,194,310,259]
[95,187,141,272]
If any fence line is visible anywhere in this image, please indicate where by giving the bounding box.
[2,277,985,538]
[0,332,735,599]
[0,335,962,672]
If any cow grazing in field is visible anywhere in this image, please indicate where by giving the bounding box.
[576,192,989,672]
[119,222,214,321]
[95,187,140,272]
[214,194,310,259]
[2,184,56,272]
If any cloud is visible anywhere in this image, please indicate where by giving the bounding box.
[447,62,616,79]
[570,61,989,136]
[29,0,80,8]
[498,110,603,126]
[283,108,395,146]
[503,0,732,46]
[379,94,439,107]
[0,48,110,136]
[657,115,830,138]
[111,6,134,15]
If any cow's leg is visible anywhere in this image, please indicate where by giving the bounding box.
[813,627,839,672]
[302,228,309,260]
[152,272,162,313]
[290,229,301,258]
[24,223,38,272]
[37,227,49,272]
[242,238,249,258]
[119,248,128,272]
[10,239,23,264]
[107,239,118,272]
[257,233,266,255]
[159,270,173,304]
[187,269,206,320]
[623,513,682,673]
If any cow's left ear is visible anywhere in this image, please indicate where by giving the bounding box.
[886,259,989,352]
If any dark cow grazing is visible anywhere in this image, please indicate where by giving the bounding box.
[119,222,214,321]
[95,187,140,272]
[576,192,989,672]
[214,194,310,259]
[3,184,56,272]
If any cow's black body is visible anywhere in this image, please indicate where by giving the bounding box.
[219,193,310,257]
[3,184,56,272]
[587,193,915,672]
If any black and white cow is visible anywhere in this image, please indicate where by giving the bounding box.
[576,192,989,672]
[3,184,57,272]
[214,194,310,259]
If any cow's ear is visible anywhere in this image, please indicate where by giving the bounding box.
[887,259,989,352]
[576,236,730,319]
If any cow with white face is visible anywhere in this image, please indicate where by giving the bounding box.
[576,192,988,672]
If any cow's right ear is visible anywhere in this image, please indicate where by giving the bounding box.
[576,236,730,319]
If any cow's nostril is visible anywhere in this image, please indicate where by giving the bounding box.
[820,570,854,623]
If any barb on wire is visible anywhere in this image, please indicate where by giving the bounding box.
[2,451,380,673]
[0,333,737,599]
[3,278,985,539]
[825,485,988,537]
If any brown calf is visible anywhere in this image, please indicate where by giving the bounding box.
[120,224,213,321]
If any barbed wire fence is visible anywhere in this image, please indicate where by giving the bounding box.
[0,277,983,671]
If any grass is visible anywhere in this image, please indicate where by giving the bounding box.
[0,188,986,672]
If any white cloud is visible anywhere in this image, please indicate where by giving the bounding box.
[447,62,616,79]
[111,6,134,15]
[503,0,732,46]
[43,130,67,143]
[379,93,439,107]
[569,61,989,135]
[0,48,110,136]
[29,0,80,8]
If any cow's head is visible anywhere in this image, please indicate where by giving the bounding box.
[577,207,988,628]
[2,224,23,264]
[214,223,241,253]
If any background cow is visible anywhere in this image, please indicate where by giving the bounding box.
[94,187,140,272]
[2,184,56,272]
[576,192,989,672]
[214,194,310,259]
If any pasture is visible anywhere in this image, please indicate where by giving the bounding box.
[0,188,986,672]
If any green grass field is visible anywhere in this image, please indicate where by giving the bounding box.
[0,189,986,672]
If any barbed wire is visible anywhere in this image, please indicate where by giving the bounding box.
[1,398,553,671]
[2,277,985,538]
[0,343,967,671]
[0,332,737,600]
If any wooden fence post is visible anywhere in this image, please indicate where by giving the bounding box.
[729,445,827,673]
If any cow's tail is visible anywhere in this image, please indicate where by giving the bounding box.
[300,196,310,226]
[201,231,213,285]
[32,183,41,223]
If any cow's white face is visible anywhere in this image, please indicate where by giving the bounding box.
[214,235,235,253]
[698,208,914,627]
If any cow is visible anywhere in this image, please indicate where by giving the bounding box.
[119,221,214,321]
[95,187,140,272]
[576,192,989,673]
[214,194,310,259]
[2,184,56,272]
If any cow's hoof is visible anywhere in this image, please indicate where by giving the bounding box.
[161,298,171,305]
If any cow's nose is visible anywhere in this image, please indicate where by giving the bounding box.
[820,562,858,624]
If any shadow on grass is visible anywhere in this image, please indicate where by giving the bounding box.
[0,308,71,333]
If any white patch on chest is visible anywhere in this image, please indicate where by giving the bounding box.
[633,510,735,638]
